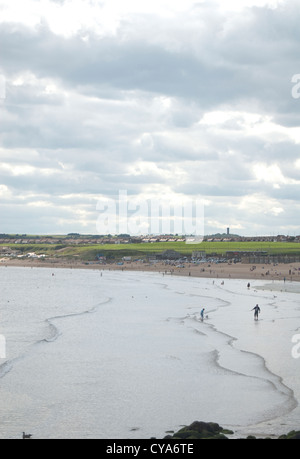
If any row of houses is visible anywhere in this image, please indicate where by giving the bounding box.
[0,236,187,245]
[1,234,300,245]
[205,235,300,243]
[0,250,46,259]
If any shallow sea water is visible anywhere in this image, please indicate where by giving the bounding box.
[0,267,299,439]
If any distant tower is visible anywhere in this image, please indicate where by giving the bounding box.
[227,227,230,235]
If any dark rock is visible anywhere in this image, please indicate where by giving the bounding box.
[188,421,220,433]
[164,421,230,440]
[279,430,300,439]
[162,421,300,440]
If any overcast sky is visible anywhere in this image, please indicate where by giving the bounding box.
[1,0,300,236]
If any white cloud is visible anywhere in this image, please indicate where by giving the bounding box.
[0,0,300,235]
[253,163,300,188]
[0,162,58,177]
[215,0,284,11]
[0,184,11,198]
[0,0,113,37]
[0,0,285,38]
[253,163,286,184]
[269,206,284,216]
[238,193,284,214]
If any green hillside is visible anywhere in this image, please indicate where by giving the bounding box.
[2,240,300,261]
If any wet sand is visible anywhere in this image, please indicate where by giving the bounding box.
[2,257,300,282]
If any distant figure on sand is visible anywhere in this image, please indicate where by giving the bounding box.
[252,304,261,321]
[200,308,205,321]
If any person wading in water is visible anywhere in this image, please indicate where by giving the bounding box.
[251,304,261,321]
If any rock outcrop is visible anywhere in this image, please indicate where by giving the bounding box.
[163,421,300,440]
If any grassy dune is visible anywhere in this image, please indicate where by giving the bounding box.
[2,241,300,261]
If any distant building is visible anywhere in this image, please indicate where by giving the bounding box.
[155,250,182,260]
[192,251,206,259]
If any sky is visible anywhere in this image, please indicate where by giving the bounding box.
[1,0,300,236]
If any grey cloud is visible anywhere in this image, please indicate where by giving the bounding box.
[0,15,282,108]
[1,1,300,234]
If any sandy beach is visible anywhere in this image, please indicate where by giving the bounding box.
[2,257,300,282]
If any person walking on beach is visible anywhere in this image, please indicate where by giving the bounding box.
[252,304,261,321]
[200,308,205,321]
